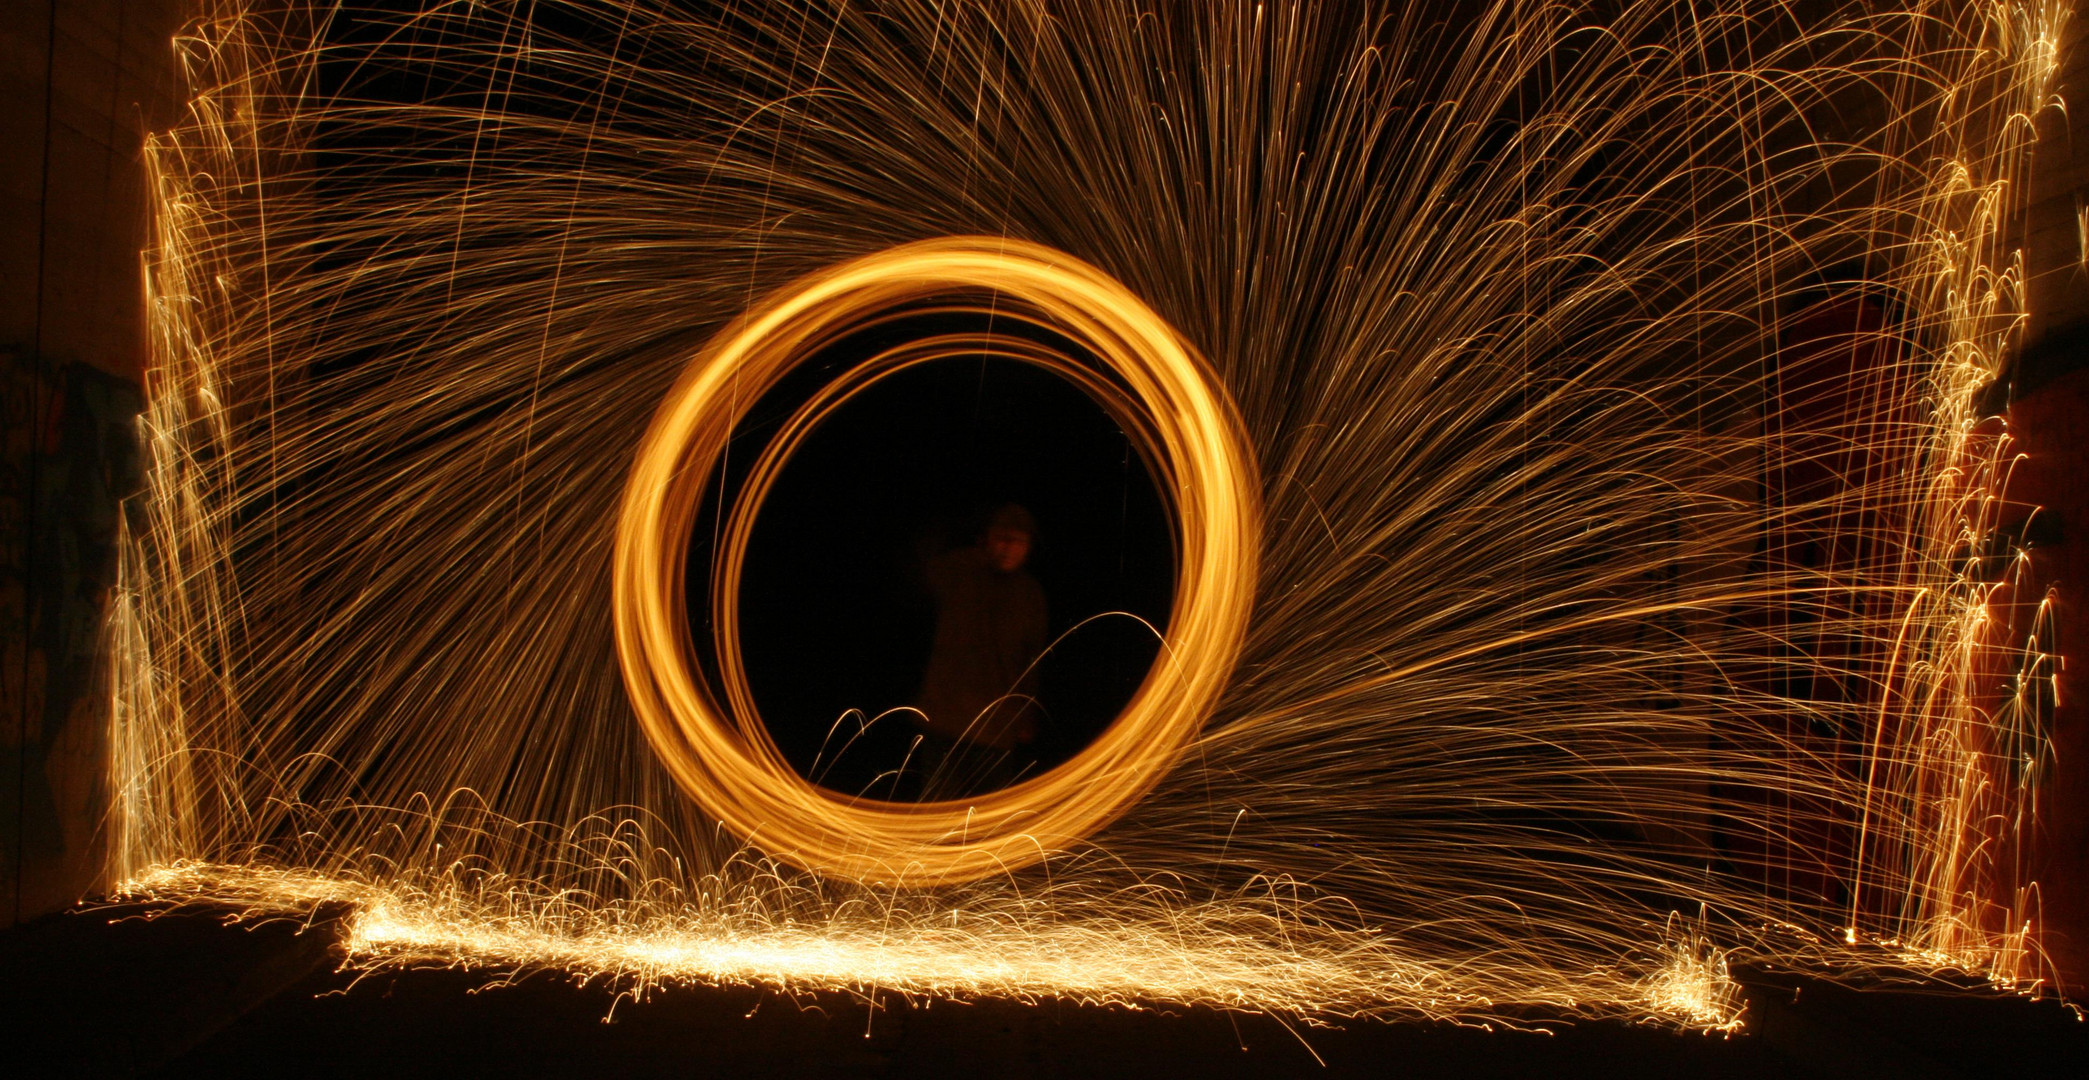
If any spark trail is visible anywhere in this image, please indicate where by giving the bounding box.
[111,0,2066,1025]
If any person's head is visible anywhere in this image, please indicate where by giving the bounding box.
[982,503,1036,573]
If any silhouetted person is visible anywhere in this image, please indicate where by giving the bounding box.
[910,504,1047,797]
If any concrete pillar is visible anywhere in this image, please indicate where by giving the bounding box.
[2012,8,2089,990]
[1,0,187,925]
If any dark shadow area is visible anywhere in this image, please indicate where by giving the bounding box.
[688,326,1175,801]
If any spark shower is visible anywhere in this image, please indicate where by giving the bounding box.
[114,0,2065,1026]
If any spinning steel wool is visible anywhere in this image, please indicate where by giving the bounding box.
[110,0,2066,1026]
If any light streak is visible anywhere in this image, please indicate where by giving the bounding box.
[616,238,1257,884]
[120,860,1731,1025]
[107,0,2069,1027]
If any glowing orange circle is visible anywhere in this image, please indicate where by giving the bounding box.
[613,237,1258,886]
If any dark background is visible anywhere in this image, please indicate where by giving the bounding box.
[699,325,1177,798]
[3,3,2089,1075]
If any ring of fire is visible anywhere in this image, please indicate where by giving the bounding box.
[613,237,1260,886]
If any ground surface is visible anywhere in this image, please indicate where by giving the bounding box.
[2,904,2083,1078]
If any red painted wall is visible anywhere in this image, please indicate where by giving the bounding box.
[2008,369,2089,988]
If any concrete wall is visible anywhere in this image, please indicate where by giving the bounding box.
[2022,11,2089,384]
[2014,8,2089,989]
[2,0,188,925]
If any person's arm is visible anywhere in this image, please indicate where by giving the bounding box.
[1024,584,1048,673]
[1012,580,1048,744]
[923,548,956,601]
